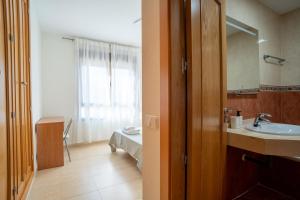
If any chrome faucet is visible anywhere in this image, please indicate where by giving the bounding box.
[253,113,272,127]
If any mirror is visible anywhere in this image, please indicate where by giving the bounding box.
[226,16,259,92]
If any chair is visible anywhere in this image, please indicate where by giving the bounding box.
[63,118,73,162]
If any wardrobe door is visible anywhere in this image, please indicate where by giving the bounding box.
[3,0,18,198]
[3,0,33,199]
[15,0,32,197]
[13,0,26,197]
[18,0,27,183]
[19,0,33,185]
[0,0,8,199]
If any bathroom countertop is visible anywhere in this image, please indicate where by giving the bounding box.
[227,127,300,157]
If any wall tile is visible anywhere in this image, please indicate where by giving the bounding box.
[227,94,260,119]
[258,91,281,123]
[228,91,300,125]
[281,92,300,125]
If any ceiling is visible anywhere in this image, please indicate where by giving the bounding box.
[33,0,141,46]
[259,0,300,15]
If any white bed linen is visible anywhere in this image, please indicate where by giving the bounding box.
[109,129,143,170]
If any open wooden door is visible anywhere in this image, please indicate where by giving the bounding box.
[186,0,227,199]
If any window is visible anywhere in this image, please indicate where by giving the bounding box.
[75,39,141,142]
[80,65,111,119]
[77,39,141,123]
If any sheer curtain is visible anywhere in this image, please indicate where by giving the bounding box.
[110,44,141,130]
[73,39,141,143]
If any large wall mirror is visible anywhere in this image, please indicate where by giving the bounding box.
[226,16,259,92]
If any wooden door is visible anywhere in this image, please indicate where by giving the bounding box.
[0,0,8,199]
[160,0,187,199]
[186,0,227,199]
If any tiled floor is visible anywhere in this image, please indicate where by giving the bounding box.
[27,142,143,200]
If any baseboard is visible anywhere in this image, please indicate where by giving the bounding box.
[69,139,109,147]
[21,172,34,200]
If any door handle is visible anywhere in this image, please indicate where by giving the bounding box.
[21,81,28,86]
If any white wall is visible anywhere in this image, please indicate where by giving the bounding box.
[41,32,76,137]
[30,0,42,172]
[227,0,282,86]
[280,8,300,86]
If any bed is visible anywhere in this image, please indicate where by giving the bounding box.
[109,129,143,170]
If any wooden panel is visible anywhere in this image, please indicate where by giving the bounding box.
[160,0,187,199]
[169,0,187,199]
[186,0,202,198]
[160,0,170,199]
[0,0,8,199]
[186,0,227,199]
[36,118,64,170]
[260,157,300,199]
[225,147,261,200]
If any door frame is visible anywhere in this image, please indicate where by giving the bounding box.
[160,0,187,199]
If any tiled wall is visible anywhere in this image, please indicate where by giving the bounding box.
[281,92,300,125]
[227,91,300,125]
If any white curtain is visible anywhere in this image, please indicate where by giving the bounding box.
[73,39,141,143]
[110,44,141,129]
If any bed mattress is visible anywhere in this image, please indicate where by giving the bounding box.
[109,129,143,170]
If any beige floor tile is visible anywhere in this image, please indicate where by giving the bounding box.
[27,142,143,200]
[29,183,62,200]
[93,166,141,189]
[60,181,98,199]
[66,191,102,200]
[99,179,143,200]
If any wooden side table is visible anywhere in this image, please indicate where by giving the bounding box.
[36,117,64,170]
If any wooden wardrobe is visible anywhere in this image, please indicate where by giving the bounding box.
[0,0,34,199]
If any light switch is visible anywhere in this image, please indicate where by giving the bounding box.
[144,114,160,130]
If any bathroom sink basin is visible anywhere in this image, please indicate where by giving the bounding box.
[246,123,300,136]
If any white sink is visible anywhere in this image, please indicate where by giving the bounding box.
[246,123,300,136]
